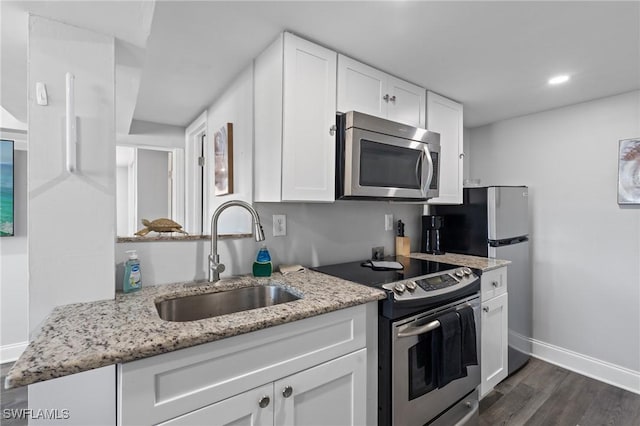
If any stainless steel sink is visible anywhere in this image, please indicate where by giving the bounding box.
[156,285,301,322]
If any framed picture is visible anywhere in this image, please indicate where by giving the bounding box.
[214,123,234,196]
[0,139,14,237]
[618,138,640,204]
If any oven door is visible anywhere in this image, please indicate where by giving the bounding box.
[391,296,480,426]
[343,127,439,200]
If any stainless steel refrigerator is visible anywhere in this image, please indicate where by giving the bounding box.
[431,186,531,374]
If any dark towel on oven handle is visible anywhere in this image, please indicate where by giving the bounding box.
[435,311,465,388]
[458,306,478,367]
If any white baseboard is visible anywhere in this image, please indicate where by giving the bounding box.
[0,341,28,363]
[509,331,640,395]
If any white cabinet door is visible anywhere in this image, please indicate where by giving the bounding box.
[387,76,425,128]
[480,292,509,397]
[337,55,425,128]
[481,267,507,302]
[280,33,337,202]
[158,383,274,426]
[274,349,367,426]
[337,54,387,118]
[426,91,464,205]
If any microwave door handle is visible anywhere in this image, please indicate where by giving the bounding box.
[421,147,434,197]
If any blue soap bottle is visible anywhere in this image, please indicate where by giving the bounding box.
[252,245,272,277]
[123,250,142,293]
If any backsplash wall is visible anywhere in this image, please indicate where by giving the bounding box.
[115,201,423,288]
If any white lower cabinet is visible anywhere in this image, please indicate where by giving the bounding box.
[157,349,366,426]
[158,383,274,426]
[118,304,370,425]
[480,267,509,397]
[274,349,366,426]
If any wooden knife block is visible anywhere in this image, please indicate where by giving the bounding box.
[395,236,410,257]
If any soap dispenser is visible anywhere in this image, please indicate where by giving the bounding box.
[252,244,272,277]
[123,250,142,293]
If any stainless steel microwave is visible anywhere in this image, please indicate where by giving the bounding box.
[336,111,441,201]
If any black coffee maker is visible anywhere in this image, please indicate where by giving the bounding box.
[421,215,445,255]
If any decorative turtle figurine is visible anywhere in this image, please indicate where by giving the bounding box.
[135,218,188,236]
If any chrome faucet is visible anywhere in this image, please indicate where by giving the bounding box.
[209,200,265,282]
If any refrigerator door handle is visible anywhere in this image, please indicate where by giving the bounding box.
[489,236,529,247]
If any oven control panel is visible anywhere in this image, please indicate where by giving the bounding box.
[382,267,477,301]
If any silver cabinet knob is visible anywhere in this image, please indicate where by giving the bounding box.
[282,385,293,398]
[383,94,390,102]
[258,395,270,408]
[483,306,490,313]
[459,153,465,159]
[389,95,396,103]
[492,281,499,287]
[329,124,337,136]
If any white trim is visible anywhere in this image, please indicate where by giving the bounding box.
[0,341,28,363]
[185,111,207,234]
[510,331,640,395]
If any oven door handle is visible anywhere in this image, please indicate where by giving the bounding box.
[398,319,441,338]
[396,302,474,338]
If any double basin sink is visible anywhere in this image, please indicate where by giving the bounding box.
[156,284,301,322]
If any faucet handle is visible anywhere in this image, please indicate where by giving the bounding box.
[211,263,226,274]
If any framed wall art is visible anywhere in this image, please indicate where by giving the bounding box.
[214,123,234,196]
[0,139,14,237]
[618,138,640,204]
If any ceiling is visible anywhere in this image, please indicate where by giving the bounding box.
[2,1,639,129]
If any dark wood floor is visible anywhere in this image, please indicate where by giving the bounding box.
[2,358,639,425]
[1,362,27,426]
[479,357,640,426]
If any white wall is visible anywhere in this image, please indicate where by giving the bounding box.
[117,119,185,149]
[0,146,28,361]
[28,15,115,332]
[136,149,170,223]
[115,201,422,287]
[468,90,640,392]
[205,65,254,234]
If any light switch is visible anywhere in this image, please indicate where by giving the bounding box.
[385,214,394,231]
[36,82,48,106]
[273,214,286,237]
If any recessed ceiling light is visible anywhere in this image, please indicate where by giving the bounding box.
[548,75,570,85]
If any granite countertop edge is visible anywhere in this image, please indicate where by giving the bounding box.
[409,252,511,272]
[5,270,386,389]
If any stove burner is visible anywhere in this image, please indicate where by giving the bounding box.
[312,255,481,320]
[311,256,462,288]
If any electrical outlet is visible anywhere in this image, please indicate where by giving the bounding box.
[385,214,394,231]
[372,246,384,260]
[273,214,286,237]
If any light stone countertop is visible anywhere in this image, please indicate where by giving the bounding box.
[5,270,386,389]
[410,252,511,271]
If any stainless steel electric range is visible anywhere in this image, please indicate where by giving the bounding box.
[313,256,481,426]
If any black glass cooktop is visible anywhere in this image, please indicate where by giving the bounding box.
[311,256,461,288]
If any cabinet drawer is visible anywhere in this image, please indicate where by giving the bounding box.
[119,304,367,425]
[481,267,507,301]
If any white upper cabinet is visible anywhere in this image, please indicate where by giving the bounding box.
[255,32,337,202]
[386,76,426,128]
[426,91,464,205]
[337,55,425,128]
